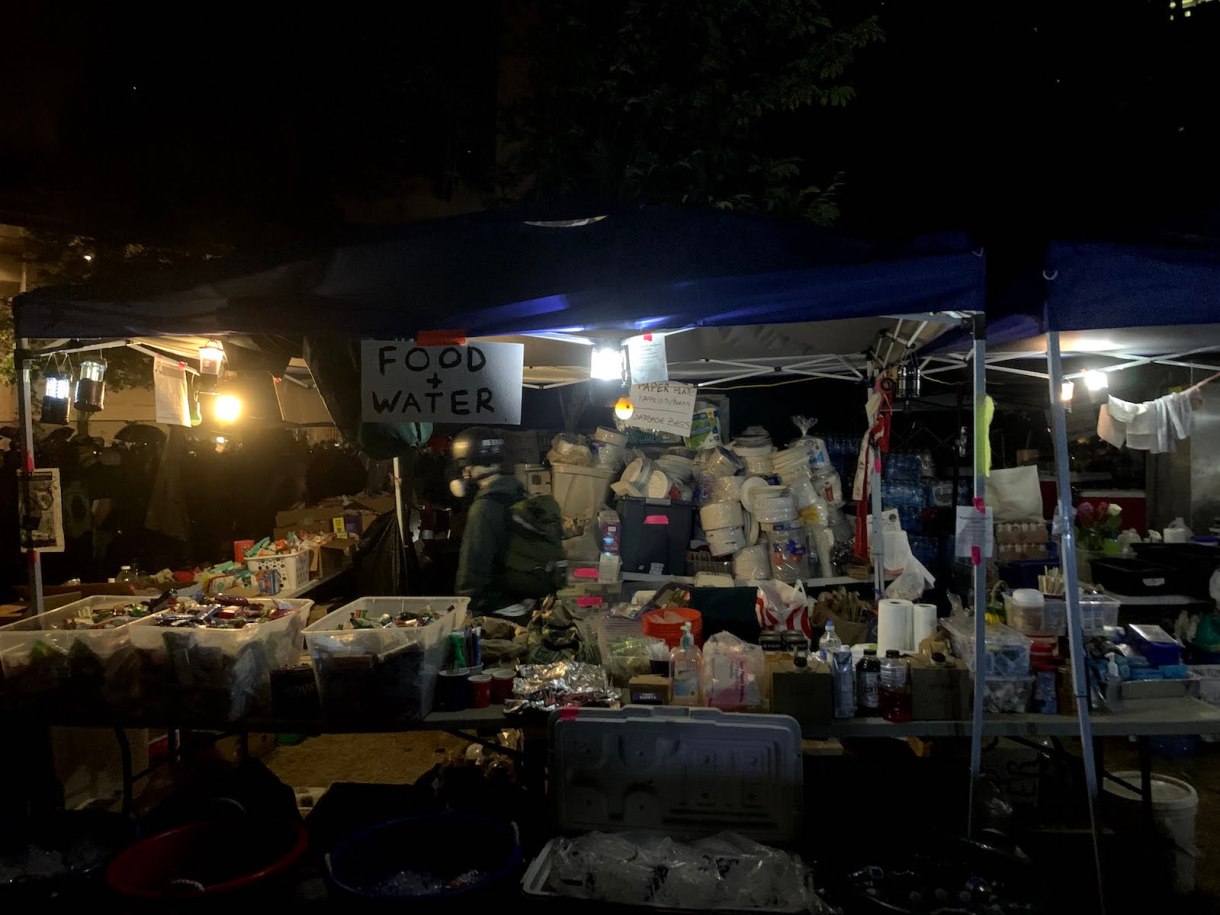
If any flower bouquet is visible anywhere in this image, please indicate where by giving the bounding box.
[1075,499,1122,553]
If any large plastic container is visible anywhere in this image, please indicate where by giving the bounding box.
[522,707,809,911]
[943,617,1032,677]
[1089,557,1177,596]
[0,597,162,716]
[1104,771,1198,894]
[617,497,696,576]
[129,600,312,721]
[303,597,465,723]
[551,464,615,520]
[1041,595,1119,635]
[325,814,522,903]
[106,818,308,900]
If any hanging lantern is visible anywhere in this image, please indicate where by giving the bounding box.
[897,357,922,401]
[74,359,107,413]
[41,372,73,425]
[199,339,225,376]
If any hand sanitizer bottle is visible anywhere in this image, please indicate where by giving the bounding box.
[670,621,702,706]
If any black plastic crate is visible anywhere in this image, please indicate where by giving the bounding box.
[1089,557,1177,596]
[616,497,695,575]
[1131,542,1220,599]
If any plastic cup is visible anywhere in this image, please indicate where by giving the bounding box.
[437,669,470,711]
[489,668,515,704]
[469,673,492,709]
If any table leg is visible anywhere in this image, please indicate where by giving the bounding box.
[113,727,133,817]
[1139,736,1153,825]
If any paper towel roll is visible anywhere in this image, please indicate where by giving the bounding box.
[877,598,914,655]
[912,603,937,649]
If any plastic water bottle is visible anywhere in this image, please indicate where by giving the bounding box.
[818,621,842,663]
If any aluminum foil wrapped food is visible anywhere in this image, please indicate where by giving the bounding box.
[504,660,621,714]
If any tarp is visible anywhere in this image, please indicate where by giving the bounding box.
[1046,240,1220,332]
[13,207,985,340]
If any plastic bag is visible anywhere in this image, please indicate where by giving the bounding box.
[884,561,930,602]
[702,632,765,711]
[754,580,811,637]
[986,466,1043,521]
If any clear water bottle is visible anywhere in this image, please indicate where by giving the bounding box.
[817,620,842,663]
[115,565,136,584]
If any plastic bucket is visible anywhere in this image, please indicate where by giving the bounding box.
[642,607,702,649]
[325,813,521,905]
[1103,771,1198,894]
[550,464,615,519]
[106,818,308,900]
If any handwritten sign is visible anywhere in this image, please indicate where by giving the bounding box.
[361,340,523,424]
[626,333,668,383]
[955,506,994,558]
[626,381,698,437]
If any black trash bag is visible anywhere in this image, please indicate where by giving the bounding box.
[351,512,420,596]
[303,336,432,459]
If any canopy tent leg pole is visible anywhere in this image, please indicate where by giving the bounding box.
[871,440,884,597]
[1047,330,1106,912]
[967,316,988,834]
[15,339,44,614]
[393,455,407,545]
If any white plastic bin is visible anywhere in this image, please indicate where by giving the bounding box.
[0,596,160,715]
[1104,771,1198,894]
[303,597,465,722]
[129,599,312,721]
[246,548,312,595]
[551,464,615,520]
[943,616,1032,677]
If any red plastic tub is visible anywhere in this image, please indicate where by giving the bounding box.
[642,607,703,649]
[106,818,307,899]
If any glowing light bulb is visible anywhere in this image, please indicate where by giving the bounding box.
[614,396,634,420]
[214,395,242,423]
[591,345,623,381]
[1083,370,1108,392]
[1060,381,1075,403]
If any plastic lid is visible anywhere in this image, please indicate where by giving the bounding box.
[794,652,809,668]
[825,620,835,631]
[885,649,900,658]
[931,652,946,663]
[863,648,877,656]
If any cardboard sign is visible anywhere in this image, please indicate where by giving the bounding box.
[626,333,668,383]
[626,381,698,437]
[361,340,523,425]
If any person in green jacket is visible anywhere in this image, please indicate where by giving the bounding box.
[450,427,525,615]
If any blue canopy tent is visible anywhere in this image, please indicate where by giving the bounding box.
[11,208,994,812]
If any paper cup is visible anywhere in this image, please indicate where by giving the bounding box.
[468,673,492,709]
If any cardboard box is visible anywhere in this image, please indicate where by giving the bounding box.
[628,674,672,705]
[320,539,356,577]
[771,661,833,729]
[908,654,972,721]
[809,606,869,647]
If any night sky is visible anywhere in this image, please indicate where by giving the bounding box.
[1,1,1217,251]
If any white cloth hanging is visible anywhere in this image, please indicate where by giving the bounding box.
[1101,392,1194,453]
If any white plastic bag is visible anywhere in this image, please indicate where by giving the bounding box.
[702,632,766,711]
[754,579,810,637]
[986,466,1043,521]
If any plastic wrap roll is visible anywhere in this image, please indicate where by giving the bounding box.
[711,474,745,503]
[743,453,775,475]
[702,446,745,478]
[752,487,798,524]
[706,526,747,557]
[913,603,938,648]
[700,500,744,531]
[877,598,914,655]
[733,544,772,580]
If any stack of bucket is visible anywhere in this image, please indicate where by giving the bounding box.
[642,607,703,648]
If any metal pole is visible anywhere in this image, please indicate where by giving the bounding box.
[15,338,44,613]
[1047,330,1106,911]
[392,455,407,545]
[871,437,884,598]
[967,315,987,834]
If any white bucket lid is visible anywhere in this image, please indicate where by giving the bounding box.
[1104,771,1199,810]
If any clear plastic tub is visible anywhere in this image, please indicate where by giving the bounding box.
[1041,595,1119,634]
[943,617,1032,677]
[303,597,465,723]
[129,599,312,721]
[984,676,1035,713]
[0,596,161,716]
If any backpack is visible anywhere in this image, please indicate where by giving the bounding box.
[491,492,567,598]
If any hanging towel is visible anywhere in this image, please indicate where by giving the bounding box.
[1097,403,1125,448]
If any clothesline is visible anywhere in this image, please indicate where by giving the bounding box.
[1187,369,1220,394]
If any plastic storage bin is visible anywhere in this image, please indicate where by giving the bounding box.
[551,464,615,520]
[0,596,161,716]
[246,548,312,596]
[617,498,695,575]
[1040,595,1119,635]
[943,617,1032,677]
[983,676,1035,713]
[522,706,811,911]
[303,597,465,723]
[129,599,312,721]
[1088,557,1176,595]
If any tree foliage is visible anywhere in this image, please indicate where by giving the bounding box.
[501,0,883,224]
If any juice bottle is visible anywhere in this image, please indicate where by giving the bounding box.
[856,648,881,717]
[879,649,912,723]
